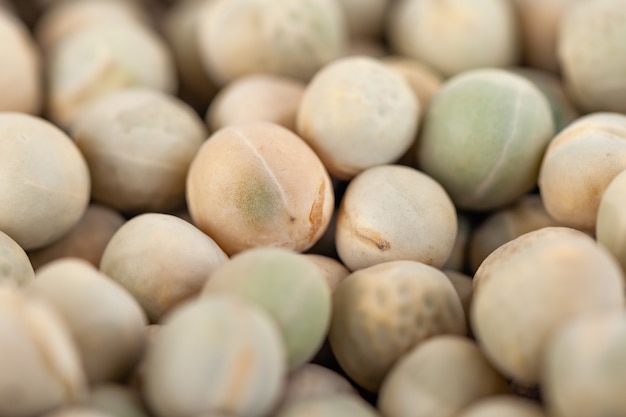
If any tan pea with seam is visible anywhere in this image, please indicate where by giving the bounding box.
[186,122,334,255]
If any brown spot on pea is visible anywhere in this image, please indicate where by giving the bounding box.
[307,181,326,241]
[354,228,391,251]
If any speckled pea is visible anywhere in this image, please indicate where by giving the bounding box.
[329,260,466,392]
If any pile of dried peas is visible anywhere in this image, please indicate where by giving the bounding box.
[0,0,625,416]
